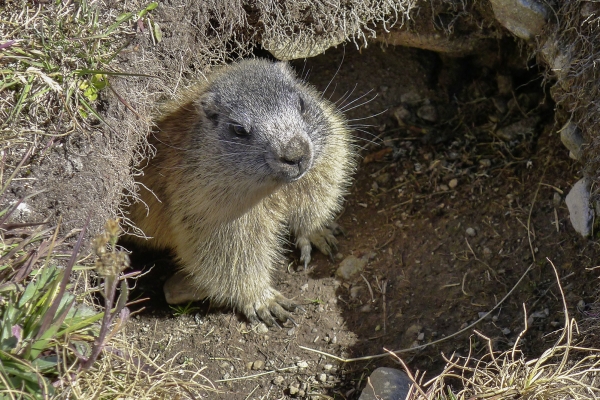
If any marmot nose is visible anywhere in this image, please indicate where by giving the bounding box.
[278,136,312,179]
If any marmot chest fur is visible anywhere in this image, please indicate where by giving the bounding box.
[129,59,355,325]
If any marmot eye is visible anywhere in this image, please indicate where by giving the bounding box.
[299,96,306,114]
[230,124,249,136]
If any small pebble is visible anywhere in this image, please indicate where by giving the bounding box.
[350,286,362,298]
[297,361,309,368]
[289,386,299,395]
[393,106,412,126]
[256,323,269,334]
[502,327,511,335]
[336,255,367,280]
[273,375,284,385]
[417,332,424,341]
[417,104,438,122]
[449,178,458,188]
[287,327,296,336]
[479,158,491,167]
[323,364,333,371]
[252,360,264,370]
[401,91,422,105]
[318,373,327,383]
[553,192,562,207]
[439,184,449,191]
[466,227,476,237]
[360,304,372,312]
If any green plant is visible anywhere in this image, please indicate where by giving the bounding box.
[170,302,201,317]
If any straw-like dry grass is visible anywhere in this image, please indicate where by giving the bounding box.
[398,260,600,400]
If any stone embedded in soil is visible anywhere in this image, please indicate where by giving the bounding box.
[393,106,412,126]
[336,255,367,280]
[416,104,438,122]
[350,285,362,298]
[273,375,284,385]
[252,360,265,370]
[565,178,593,237]
[318,373,327,383]
[466,227,476,237]
[560,122,585,160]
[449,178,458,189]
[400,91,422,105]
[489,0,550,41]
[289,385,299,396]
[553,192,562,207]
[358,367,412,400]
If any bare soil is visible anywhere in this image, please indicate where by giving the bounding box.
[125,44,600,399]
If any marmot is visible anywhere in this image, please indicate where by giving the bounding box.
[129,59,355,326]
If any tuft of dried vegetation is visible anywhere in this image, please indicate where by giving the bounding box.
[547,1,600,179]
[396,260,600,400]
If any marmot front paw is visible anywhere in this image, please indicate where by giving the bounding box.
[239,289,298,327]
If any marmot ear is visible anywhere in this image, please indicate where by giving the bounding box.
[197,92,219,123]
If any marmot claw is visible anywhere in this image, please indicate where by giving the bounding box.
[242,290,298,327]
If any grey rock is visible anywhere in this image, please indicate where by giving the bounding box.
[416,104,438,122]
[359,367,412,400]
[553,192,562,208]
[560,122,585,160]
[393,106,412,126]
[539,35,572,83]
[336,255,367,280]
[466,227,476,237]
[400,91,422,105]
[565,178,593,237]
[264,31,346,61]
[489,0,550,41]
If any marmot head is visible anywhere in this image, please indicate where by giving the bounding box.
[195,60,332,186]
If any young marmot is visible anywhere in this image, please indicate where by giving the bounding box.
[129,59,355,326]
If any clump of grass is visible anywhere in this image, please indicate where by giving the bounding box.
[0,0,157,137]
[396,260,600,400]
